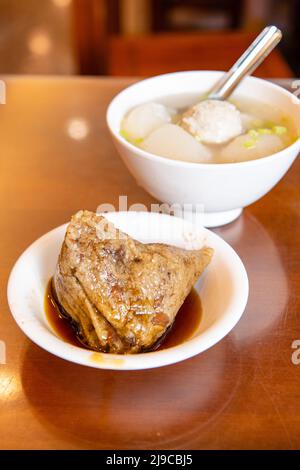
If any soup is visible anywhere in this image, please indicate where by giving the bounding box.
[120,93,297,164]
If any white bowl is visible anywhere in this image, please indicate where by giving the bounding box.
[107,71,300,227]
[7,211,248,370]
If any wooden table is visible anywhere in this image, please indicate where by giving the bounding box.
[0,77,300,450]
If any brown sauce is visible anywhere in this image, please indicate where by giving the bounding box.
[45,280,202,352]
[157,288,202,350]
[44,280,86,349]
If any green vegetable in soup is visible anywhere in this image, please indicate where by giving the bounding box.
[273,125,287,136]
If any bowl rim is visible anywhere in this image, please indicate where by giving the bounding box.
[106,70,300,169]
[7,211,249,370]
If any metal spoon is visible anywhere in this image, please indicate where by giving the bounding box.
[208,25,282,101]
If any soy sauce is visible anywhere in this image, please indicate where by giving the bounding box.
[45,280,86,349]
[157,288,202,350]
[45,280,202,351]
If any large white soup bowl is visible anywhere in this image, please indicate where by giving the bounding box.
[107,71,300,227]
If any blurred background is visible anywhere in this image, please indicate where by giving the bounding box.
[0,0,298,77]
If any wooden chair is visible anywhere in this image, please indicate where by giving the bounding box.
[72,0,120,74]
[108,31,293,78]
[72,1,292,78]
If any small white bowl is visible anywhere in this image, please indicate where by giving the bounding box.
[107,71,300,227]
[7,212,248,370]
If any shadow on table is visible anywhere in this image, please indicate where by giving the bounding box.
[21,337,241,449]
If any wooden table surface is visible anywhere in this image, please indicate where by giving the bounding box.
[0,77,300,450]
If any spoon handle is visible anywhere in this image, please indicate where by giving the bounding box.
[208,25,282,100]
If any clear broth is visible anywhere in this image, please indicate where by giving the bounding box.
[122,92,297,163]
